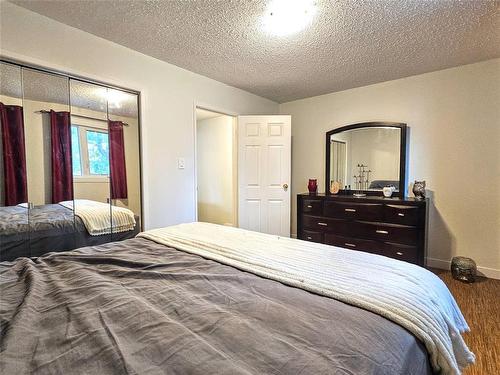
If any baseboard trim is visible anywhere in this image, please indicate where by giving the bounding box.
[426,257,500,280]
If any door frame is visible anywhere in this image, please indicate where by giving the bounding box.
[193,103,238,226]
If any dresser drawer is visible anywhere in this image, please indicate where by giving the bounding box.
[302,199,323,215]
[324,234,382,254]
[324,201,383,221]
[384,204,420,226]
[301,230,324,243]
[381,242,418,263]
[357,222,418,246]
[302,215,350,234]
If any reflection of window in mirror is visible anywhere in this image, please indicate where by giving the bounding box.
[71,124,110,178]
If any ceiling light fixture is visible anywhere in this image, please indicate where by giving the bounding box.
[262,0,317,37]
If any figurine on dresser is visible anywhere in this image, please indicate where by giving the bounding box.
[412,180,426,200]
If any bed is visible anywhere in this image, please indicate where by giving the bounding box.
[0,223,474,374]
[0,202,140,261]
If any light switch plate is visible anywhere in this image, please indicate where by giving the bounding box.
[177,157,185,169]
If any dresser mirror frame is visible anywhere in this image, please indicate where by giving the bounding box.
[325,122,407,198]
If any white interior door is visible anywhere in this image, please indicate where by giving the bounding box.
[238,115,291,237]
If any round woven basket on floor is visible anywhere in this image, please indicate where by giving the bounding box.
[451,256,477,283]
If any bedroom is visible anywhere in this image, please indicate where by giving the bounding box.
[0,1,499,374]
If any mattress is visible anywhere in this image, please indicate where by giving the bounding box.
[0,204,139,261]
[0,237,431,374]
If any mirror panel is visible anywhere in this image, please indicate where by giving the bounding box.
[0,62,28,260]
[107,88,141,240]
[326,123,406,196]
[22,68,76,256]
[70,79,112,245]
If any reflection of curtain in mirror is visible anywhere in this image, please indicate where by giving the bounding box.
[50,110,74,203]
[109,121,127,199]
[0,103,28,205]
[331,140,346,187]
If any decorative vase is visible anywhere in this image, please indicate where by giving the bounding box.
[308,179,318,194]
[383,186,394,198]
[412,180,426,199]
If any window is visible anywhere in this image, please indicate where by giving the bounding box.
[71,125,110,178]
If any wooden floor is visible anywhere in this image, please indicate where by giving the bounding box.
[432,269,500,375]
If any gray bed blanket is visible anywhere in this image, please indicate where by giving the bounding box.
[0,238,431,375]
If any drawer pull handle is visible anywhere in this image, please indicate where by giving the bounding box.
[345,208,356,212]
[376,230,389,234]
[344,243,356,247]
[307,205,313,208]
[306,236,312,240]
[396,251,403,256]
[398,213,405,217]
[318,222,328,226]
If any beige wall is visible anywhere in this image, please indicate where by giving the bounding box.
[196,115,236,226]
[280,58,500,278]
[0,2,279,229]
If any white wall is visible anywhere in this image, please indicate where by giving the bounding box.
[0,2,279,229]
[196,115,236,226]
[280,58,500,278]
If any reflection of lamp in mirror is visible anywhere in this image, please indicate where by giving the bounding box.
[104,89,129,109]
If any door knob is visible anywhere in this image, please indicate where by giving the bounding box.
[283,183,288,191]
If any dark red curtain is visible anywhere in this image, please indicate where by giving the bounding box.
[50,110,74,203]
[109,120,128,199]
[0,103,28,205]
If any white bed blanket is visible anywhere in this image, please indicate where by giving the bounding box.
[60,199,136,236]
[138,222,475,375]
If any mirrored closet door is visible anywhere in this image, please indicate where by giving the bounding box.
[0,59,142,261]
[22,68,76,257]
[70,80,112,246]
[107,88,141,241]
[0,62,29,260]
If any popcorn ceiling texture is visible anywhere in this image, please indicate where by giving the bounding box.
[11,0,500,103]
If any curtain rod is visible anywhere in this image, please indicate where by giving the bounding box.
[36,110,129,126]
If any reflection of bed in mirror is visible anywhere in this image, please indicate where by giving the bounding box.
[0,200,140,261]
[1,60,143,261]
[368,180,400,190]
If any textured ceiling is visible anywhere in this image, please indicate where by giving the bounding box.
[10,0,500,103]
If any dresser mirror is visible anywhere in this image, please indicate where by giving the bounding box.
[0,59,142,261]
[326,122,407,197]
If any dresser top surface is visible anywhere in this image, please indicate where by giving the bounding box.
[298,192,427,205]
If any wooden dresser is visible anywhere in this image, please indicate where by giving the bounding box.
[297,193,428,266]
